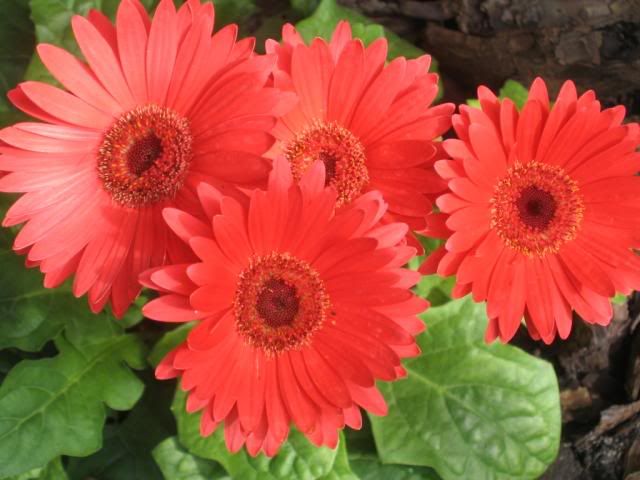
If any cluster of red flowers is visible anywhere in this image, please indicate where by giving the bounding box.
[1,0,638,457]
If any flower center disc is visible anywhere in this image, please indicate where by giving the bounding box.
[285,120,368,207]
[234,252,329,356]
[490,161,584,257]
[97,104,193,207]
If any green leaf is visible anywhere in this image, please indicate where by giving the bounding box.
[350,23,385,47]
[466,99,481,109]
[296,0,426,60]
[344,416,441,479]
[66,374,175,480]
[120,294,148,329]
[612,293,627,305]
[24,0,257,84]
[0,458,68,480]
[68,371,175,480]
[370,297,561,480]
[148,322,194,367]
[0,315,147,477]
[499,80,529,110]
[0,229,83,351]
[406,236,452,307]
[349,455,440,480]
[0,0,35,127]
[212,0,257,29]
[153,437,230,480]
[414,275,454,307]
[173,389,357,479]
[290,0,319,16]
[467,80,530,111]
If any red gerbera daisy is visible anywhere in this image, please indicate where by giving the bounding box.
[265,22,454,250]
[141,158,427,456]
[0,0,285,316]
[422,78,640,343]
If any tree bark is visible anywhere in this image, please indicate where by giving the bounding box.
[339,0,640,115]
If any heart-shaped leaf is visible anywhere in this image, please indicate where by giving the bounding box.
[370,297,561,480]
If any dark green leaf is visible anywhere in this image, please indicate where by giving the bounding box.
[0,0,35,127]
[350,455,440,480]
[370,297,561,480]
[0,315,147,477]
[344,415,441,479]
[0,230,64,351]
[212,0,257,28]
[66,373,175,480]
[0,458,68,480]
[173,389,357,479]
[290,0,319,16]
[120,295,148,329]
[148,322,194,367]
[153,437,230,480]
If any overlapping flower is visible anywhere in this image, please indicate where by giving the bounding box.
[141,158,426,455]
[266,22,454,250]
[0,0,285,316]
[0,0,638,459]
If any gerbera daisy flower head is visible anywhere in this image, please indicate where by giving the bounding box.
[0,0,288,316]
[422,77,640,344]
[265,21,454,250]
[141,158,427,456]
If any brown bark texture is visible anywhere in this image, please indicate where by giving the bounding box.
[340,0,640,116]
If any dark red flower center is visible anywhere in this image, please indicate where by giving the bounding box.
[97,104,193,207]
[491,161,584,257]
[285,120,368,206]
[234,252,329,356]
[127,132,163,176]
[516,186,557,229]
[256,278,300,328]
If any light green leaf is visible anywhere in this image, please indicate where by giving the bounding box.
[466,99,481,109]
[66,374,175,480]
[296,0,426,60]
[370,297,561,480]
[350,23,385,47]
[349,455,440,480]
[0,458,68,480]
[407,236,452,307]
[0,315,147,477]
[467,80,530,111]
[414,275,455,307]
[499,80,529,110]
[148,322,194,367]
[153,437,230,480]
[173,389,357,479]
[0,0,34,127]
[612,293,627,305]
